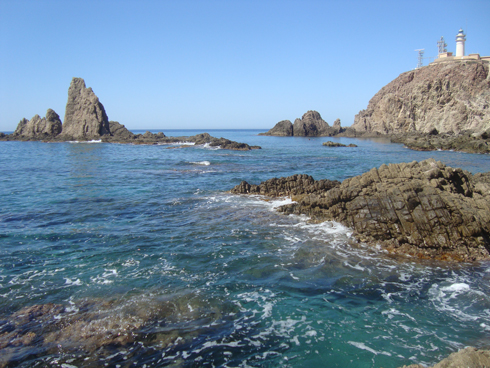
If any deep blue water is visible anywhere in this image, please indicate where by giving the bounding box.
[1,130,490,367]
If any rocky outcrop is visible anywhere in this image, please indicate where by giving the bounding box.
[293,110,331,136]
[259,111,341,137]
[322,141,357,147]
[391,130,490,154]
[353,60,490,135]
[399,347,490,368]
[60,77,111,140]
[260,120,294,136]
[11,109,62,140]
[0,78,260,150]
[231,159,490,261]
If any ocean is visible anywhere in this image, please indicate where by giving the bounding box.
[1,129,489,367]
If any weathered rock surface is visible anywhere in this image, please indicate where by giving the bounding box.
[353,60,490,135]
[322,141,357,147]
[11,109,62,140]
[231,159,490,261]
[399,347,490,368]
[391,130,490,154]
[259,111,342,137]
[61,77,111,140]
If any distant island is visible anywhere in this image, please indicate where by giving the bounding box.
[0,78,261,151]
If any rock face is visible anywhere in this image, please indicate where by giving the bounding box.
[353,60,490,134]
[61,77,111,139]
[260,111,341,137]
[231,159,490,261]
[12,109,62,139]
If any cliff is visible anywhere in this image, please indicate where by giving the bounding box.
[352,60,490,134]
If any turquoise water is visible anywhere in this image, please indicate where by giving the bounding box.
[1,130,490,367]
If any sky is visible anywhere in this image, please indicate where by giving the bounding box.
[1,0,489,132]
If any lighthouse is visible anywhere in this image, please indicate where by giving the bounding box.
[455,28,466,57]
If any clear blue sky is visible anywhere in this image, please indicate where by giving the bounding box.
[1,0,489,132]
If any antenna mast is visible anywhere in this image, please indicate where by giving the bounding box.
[437,36,447,54]
[415,49,425,68]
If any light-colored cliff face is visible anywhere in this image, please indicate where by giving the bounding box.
[353,61,490,134]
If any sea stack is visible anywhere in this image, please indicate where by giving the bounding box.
[260,110,339,137]
[61,78,111,140]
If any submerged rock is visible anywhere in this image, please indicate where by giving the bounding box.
[322,141,357,147]
[230,159,490,261]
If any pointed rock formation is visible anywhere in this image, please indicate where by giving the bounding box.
[12,109,62,140]
[260,110,339,137]
[293,110,331,136]
[61,78,111,140]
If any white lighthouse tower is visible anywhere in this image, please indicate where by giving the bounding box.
[455,28,466,57]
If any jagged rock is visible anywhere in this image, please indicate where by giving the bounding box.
[258,120,293,136]
[107,121,136,140]
[391,131,490,154]
[11,109,62,139]
[231,174,341,201]
[333,118,342,130]
[322,141,357,147]
[399,347,490,368]
[353,61,490,135]
[260,110,339,137]
[293,110,331,136]
[230,159,490,261]
[61,77,111,140]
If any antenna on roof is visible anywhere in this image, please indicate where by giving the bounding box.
[415,49,425,68]
[437,37,447,54]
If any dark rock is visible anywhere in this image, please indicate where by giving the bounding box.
[293,110,331,136]
[230,159,490,261]
[61,77,111,140]
[322,141,357,147]
[11,109,62,140]
[231,174,340,201]
[107,121,135,140]
[391,132,490,154]
[260,110,339,137]
[258,120,293,136]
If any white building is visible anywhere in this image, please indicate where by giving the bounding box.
[432,28,490,64]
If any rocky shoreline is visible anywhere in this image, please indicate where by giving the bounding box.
[0,78,260,151]
[231,159,490,262]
